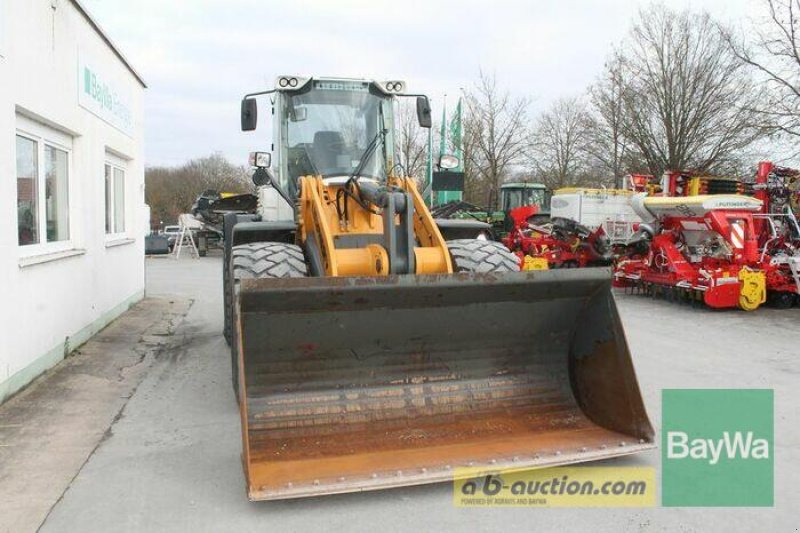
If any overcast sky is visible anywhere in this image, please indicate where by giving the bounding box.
[82,0,761,167]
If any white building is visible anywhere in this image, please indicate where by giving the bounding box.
[0,0,146,402]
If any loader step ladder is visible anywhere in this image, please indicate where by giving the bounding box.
[172,221,199,259]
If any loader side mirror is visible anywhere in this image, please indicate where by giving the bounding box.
[416,96,432,128]
[241,98,258,131]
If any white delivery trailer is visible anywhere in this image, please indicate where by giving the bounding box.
[550,188,642,244]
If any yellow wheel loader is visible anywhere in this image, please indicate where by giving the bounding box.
[224,76,654,500]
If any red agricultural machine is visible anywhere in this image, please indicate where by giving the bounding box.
[628,161,800,208]
[614,162,800,310]
[501,205,613,269]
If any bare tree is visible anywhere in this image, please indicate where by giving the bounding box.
[461,109,484,203]
[720,0,800,139]
[394,100,428,183]
[587,58,633,188]
[146,152,252,227]
[530,97,594,189]
[610,5,766,175]
[183,152,253,192]
[463,71,530,209]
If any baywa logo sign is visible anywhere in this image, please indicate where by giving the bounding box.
[662,389,773,507]
[78,54,134,136]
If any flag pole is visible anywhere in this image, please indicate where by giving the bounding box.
[426,118,433,206]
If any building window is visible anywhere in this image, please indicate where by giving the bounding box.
[105,162,126,234]
[16,131,71,247]
[16,136,39,245]
[45,145,70,242]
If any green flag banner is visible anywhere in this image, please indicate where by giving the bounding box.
[449,98,463,171]
[426,124,433,205]
[439,102,447,160]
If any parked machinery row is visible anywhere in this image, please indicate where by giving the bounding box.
[190,190,259,255]
[614,162,800,310]
[429,182,552,235]
[497,162,800,310]
[502,188,649,270]
[502,204,612,270]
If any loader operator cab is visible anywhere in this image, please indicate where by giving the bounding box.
[242,77,426,203]
[283,83,392,188]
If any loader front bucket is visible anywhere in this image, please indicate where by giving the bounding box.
[237,268,654,500]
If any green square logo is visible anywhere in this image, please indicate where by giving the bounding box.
[662,389,773,507]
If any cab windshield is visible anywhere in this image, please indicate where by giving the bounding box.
[502,188,551,211]
[283,81,392,188]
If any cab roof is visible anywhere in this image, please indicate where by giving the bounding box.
[501,182,547,189]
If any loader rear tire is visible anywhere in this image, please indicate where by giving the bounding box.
[229,242,308,402]
[447,239,520,273]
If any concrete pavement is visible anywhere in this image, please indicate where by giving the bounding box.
[0,295,191,533]
[4,254,796,531]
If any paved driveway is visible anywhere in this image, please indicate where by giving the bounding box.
[32,256,798,532]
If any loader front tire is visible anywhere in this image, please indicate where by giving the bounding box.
[229,242,308,401]
[447,239,520,273]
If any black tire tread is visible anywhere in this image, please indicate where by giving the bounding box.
[447,239,519,273]
[232,243,308,279]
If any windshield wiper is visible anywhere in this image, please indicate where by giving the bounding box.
[337,129,387,223]
[348,128,386,184]
[348,99,388,183]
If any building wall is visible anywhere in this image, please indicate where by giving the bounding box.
[0,0,146,402]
